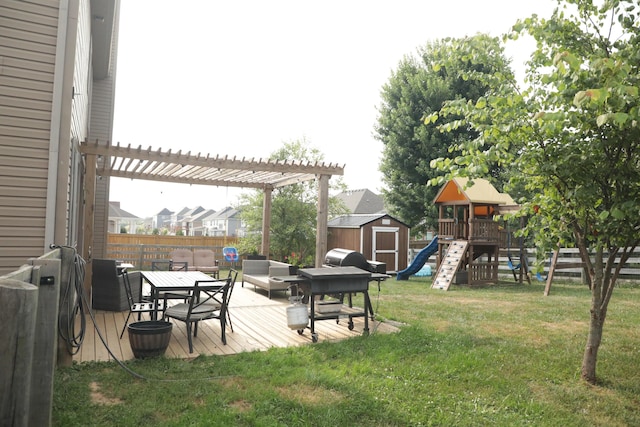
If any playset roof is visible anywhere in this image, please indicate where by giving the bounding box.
[434,178,514,206]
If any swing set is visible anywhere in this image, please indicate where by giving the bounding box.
[505,224,585,295]
[505,221,532,285]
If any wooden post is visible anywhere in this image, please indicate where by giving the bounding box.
[28,256,61,427]
[315,174,329,267]
[0,279,39,427]
[261,186,272,257]
[82,152,96,309]
[544,248,560,296]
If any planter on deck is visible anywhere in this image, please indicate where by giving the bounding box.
[127,321,172,359]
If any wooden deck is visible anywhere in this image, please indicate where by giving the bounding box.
[74,285,399,362]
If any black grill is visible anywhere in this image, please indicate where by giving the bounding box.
[324,248,386,274]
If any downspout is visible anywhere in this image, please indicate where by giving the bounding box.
[45,0,78,248]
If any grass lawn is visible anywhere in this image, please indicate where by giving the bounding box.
[53,276,640,426]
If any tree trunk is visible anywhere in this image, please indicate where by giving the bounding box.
[581,307,604,384]
[580,246,606,385]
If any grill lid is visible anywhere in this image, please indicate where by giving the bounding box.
[324,248,370,271]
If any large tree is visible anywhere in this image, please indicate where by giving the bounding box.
[429,0,640,384]
[375,35,514,234]
[237,139,348,265]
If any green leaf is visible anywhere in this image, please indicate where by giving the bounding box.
[611,208,625,220]
[586,89,602,102]
[613,112,629,126]
[596,114,609,127]
[573,91,588,106]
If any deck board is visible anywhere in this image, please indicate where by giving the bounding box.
[74,286,399,362]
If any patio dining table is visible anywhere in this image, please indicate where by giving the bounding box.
[140,270,219,319]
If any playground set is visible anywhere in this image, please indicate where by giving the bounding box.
[398,178,523,289]
[397,178,584,292]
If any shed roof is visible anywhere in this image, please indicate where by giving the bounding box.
[328,213,408,228]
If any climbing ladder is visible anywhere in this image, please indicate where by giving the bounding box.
[432,240,469,291]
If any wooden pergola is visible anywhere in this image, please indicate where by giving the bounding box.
[78,140,344,295]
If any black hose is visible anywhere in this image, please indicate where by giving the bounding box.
[56,245,86,355]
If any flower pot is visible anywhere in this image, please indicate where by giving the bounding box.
[128,321,172,359]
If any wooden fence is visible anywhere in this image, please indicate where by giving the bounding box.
[0,247,76,427]
[106,234,241,270]
[409,240,640,281]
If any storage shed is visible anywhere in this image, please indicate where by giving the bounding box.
[327,214,410,273]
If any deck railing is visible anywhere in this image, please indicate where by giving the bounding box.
[437,219,468,240]
[438,219,499,242]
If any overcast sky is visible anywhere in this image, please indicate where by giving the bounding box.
[110,0,557,218]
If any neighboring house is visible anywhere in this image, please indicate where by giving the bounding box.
[0,0,120,274]
[335,189,386,214]
[169,207,192,235]
[202,206,241,237]
[152,208,173,231]
[186,209,215,236]
[178,206,206,236]
[108,202,141,234]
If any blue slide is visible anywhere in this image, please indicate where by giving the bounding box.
[396,236,438,280]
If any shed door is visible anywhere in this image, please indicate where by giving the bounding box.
[372,227,399,272]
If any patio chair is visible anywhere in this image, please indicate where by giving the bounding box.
[163,278,232,353]
[193,249,220,278]
[119,269,165,338]
[170,249,193,270]
[210,269,238,332]
[149,260,190,302]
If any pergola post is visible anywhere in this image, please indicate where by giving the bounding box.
[261,186,272,257]
[315,174,330,267]
[82,153,96,309]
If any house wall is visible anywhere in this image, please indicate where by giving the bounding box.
[0,1,69,273]
[227,218,241,236]
[65,0,92,247]
[0,0,116,274]
[89,1,120,259]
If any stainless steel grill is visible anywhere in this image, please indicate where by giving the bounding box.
[324,248,386,274]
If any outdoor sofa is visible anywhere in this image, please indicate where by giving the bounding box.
[170,248,219,277]
[241,259,292,298]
